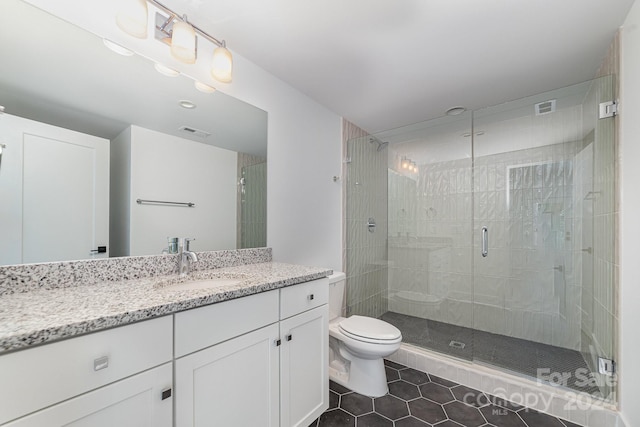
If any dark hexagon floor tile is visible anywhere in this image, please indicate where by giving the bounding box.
[429,375,457,388]
[420,382,456,404]
[374,394,410,420]
[517,408,566,427]
[329,381,352,395]
[394,416,432,426]
[308,418,318,427]
[386,366,401,382]
[400,368,431,385]
[408,398,447,424]
[443,400,487,427]
[389,380,421,401]
[340,392,373,416]
[329,390,339,409]
[317,409,355,427]
[356,412,393,427]
[480,404,526,427]
[451,385,489,407]
[433,421,468,426]
[384,359,406,370]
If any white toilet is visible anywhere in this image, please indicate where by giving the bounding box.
[328,272,402,397]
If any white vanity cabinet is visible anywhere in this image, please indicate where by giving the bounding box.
[174,277,329,427]
[0,276,329,427]
[0,315,173,426]
[279,279,329,427]
[174,290,281,427]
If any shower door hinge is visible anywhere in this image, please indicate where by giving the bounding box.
[599,101,618,119]
[598,357,615,376]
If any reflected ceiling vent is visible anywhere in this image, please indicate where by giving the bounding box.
[179,126,210,138]
[535,99,556,115]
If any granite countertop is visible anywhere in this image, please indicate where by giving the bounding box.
[0,262,332,354]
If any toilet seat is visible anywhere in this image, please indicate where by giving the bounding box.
[338,315,401,344]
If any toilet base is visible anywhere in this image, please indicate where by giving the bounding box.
[328,356,389,397]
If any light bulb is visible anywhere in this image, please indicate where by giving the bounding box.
[116,0,148,39]
[211,45,233,83]
[171,19,196,64]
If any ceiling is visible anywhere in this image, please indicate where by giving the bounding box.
[160,0,634,133]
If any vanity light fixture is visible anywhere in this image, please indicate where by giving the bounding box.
[154,62,180,77]
[116,0,234,83]
[401,156,410,170]
[170,16,196,64]
[194,81,216,94]
[211,42,233,83]
[103,39,135,56]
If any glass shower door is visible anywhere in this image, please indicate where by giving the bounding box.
[375,113,476,360]
[471,77,617,400]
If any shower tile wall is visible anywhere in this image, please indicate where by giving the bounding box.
[388,142,589,352]
[474,144,582,351]
[237,153,267,249]
[343,120,388,318]
[387,158,474,330]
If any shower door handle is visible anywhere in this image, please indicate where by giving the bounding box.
[481,227,488,257]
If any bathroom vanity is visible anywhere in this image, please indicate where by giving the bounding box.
[0,256,331,427]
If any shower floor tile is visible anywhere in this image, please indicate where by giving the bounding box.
[379,311,601,396]
[310,360,582,427]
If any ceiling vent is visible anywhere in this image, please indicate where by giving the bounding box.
[179,126,210,138]
[535,99,556,116]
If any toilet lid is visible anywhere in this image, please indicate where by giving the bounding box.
[339,316,401,341]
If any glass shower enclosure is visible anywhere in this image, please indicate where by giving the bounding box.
[344,76,617,401]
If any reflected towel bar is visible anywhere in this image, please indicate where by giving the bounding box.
[136,199,195,207]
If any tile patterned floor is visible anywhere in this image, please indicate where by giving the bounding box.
[380,311,600,396]
[310,360,583,427]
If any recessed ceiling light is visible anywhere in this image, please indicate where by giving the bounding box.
[446,106,467,116]
[194,81,216,94]
[103,39,134,56]
[179,100,197,109]
[154,63,180,77]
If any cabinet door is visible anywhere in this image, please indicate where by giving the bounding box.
[5,363,172,427]
[175,323,280,427]
[280,305,329,427]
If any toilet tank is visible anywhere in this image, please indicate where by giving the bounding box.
[328,272,346,320]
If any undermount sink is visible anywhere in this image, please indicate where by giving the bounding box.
[156,274,248,292]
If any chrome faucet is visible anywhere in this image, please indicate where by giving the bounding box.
[179,238,198,276]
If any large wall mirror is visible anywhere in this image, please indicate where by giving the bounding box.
[0,0,268,266]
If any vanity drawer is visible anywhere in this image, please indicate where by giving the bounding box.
[174,289,279,358]
[0,315,173,425]
[280,277,329,319]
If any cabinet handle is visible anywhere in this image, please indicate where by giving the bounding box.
[161,388,172,400]
[308,294,315,301]
[286,334,293,341]
[93,356,109,371]
[275,339,281,347]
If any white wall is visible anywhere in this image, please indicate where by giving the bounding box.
[24,0,344,271]
[619,1,640,425]
[116,126,238,256]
